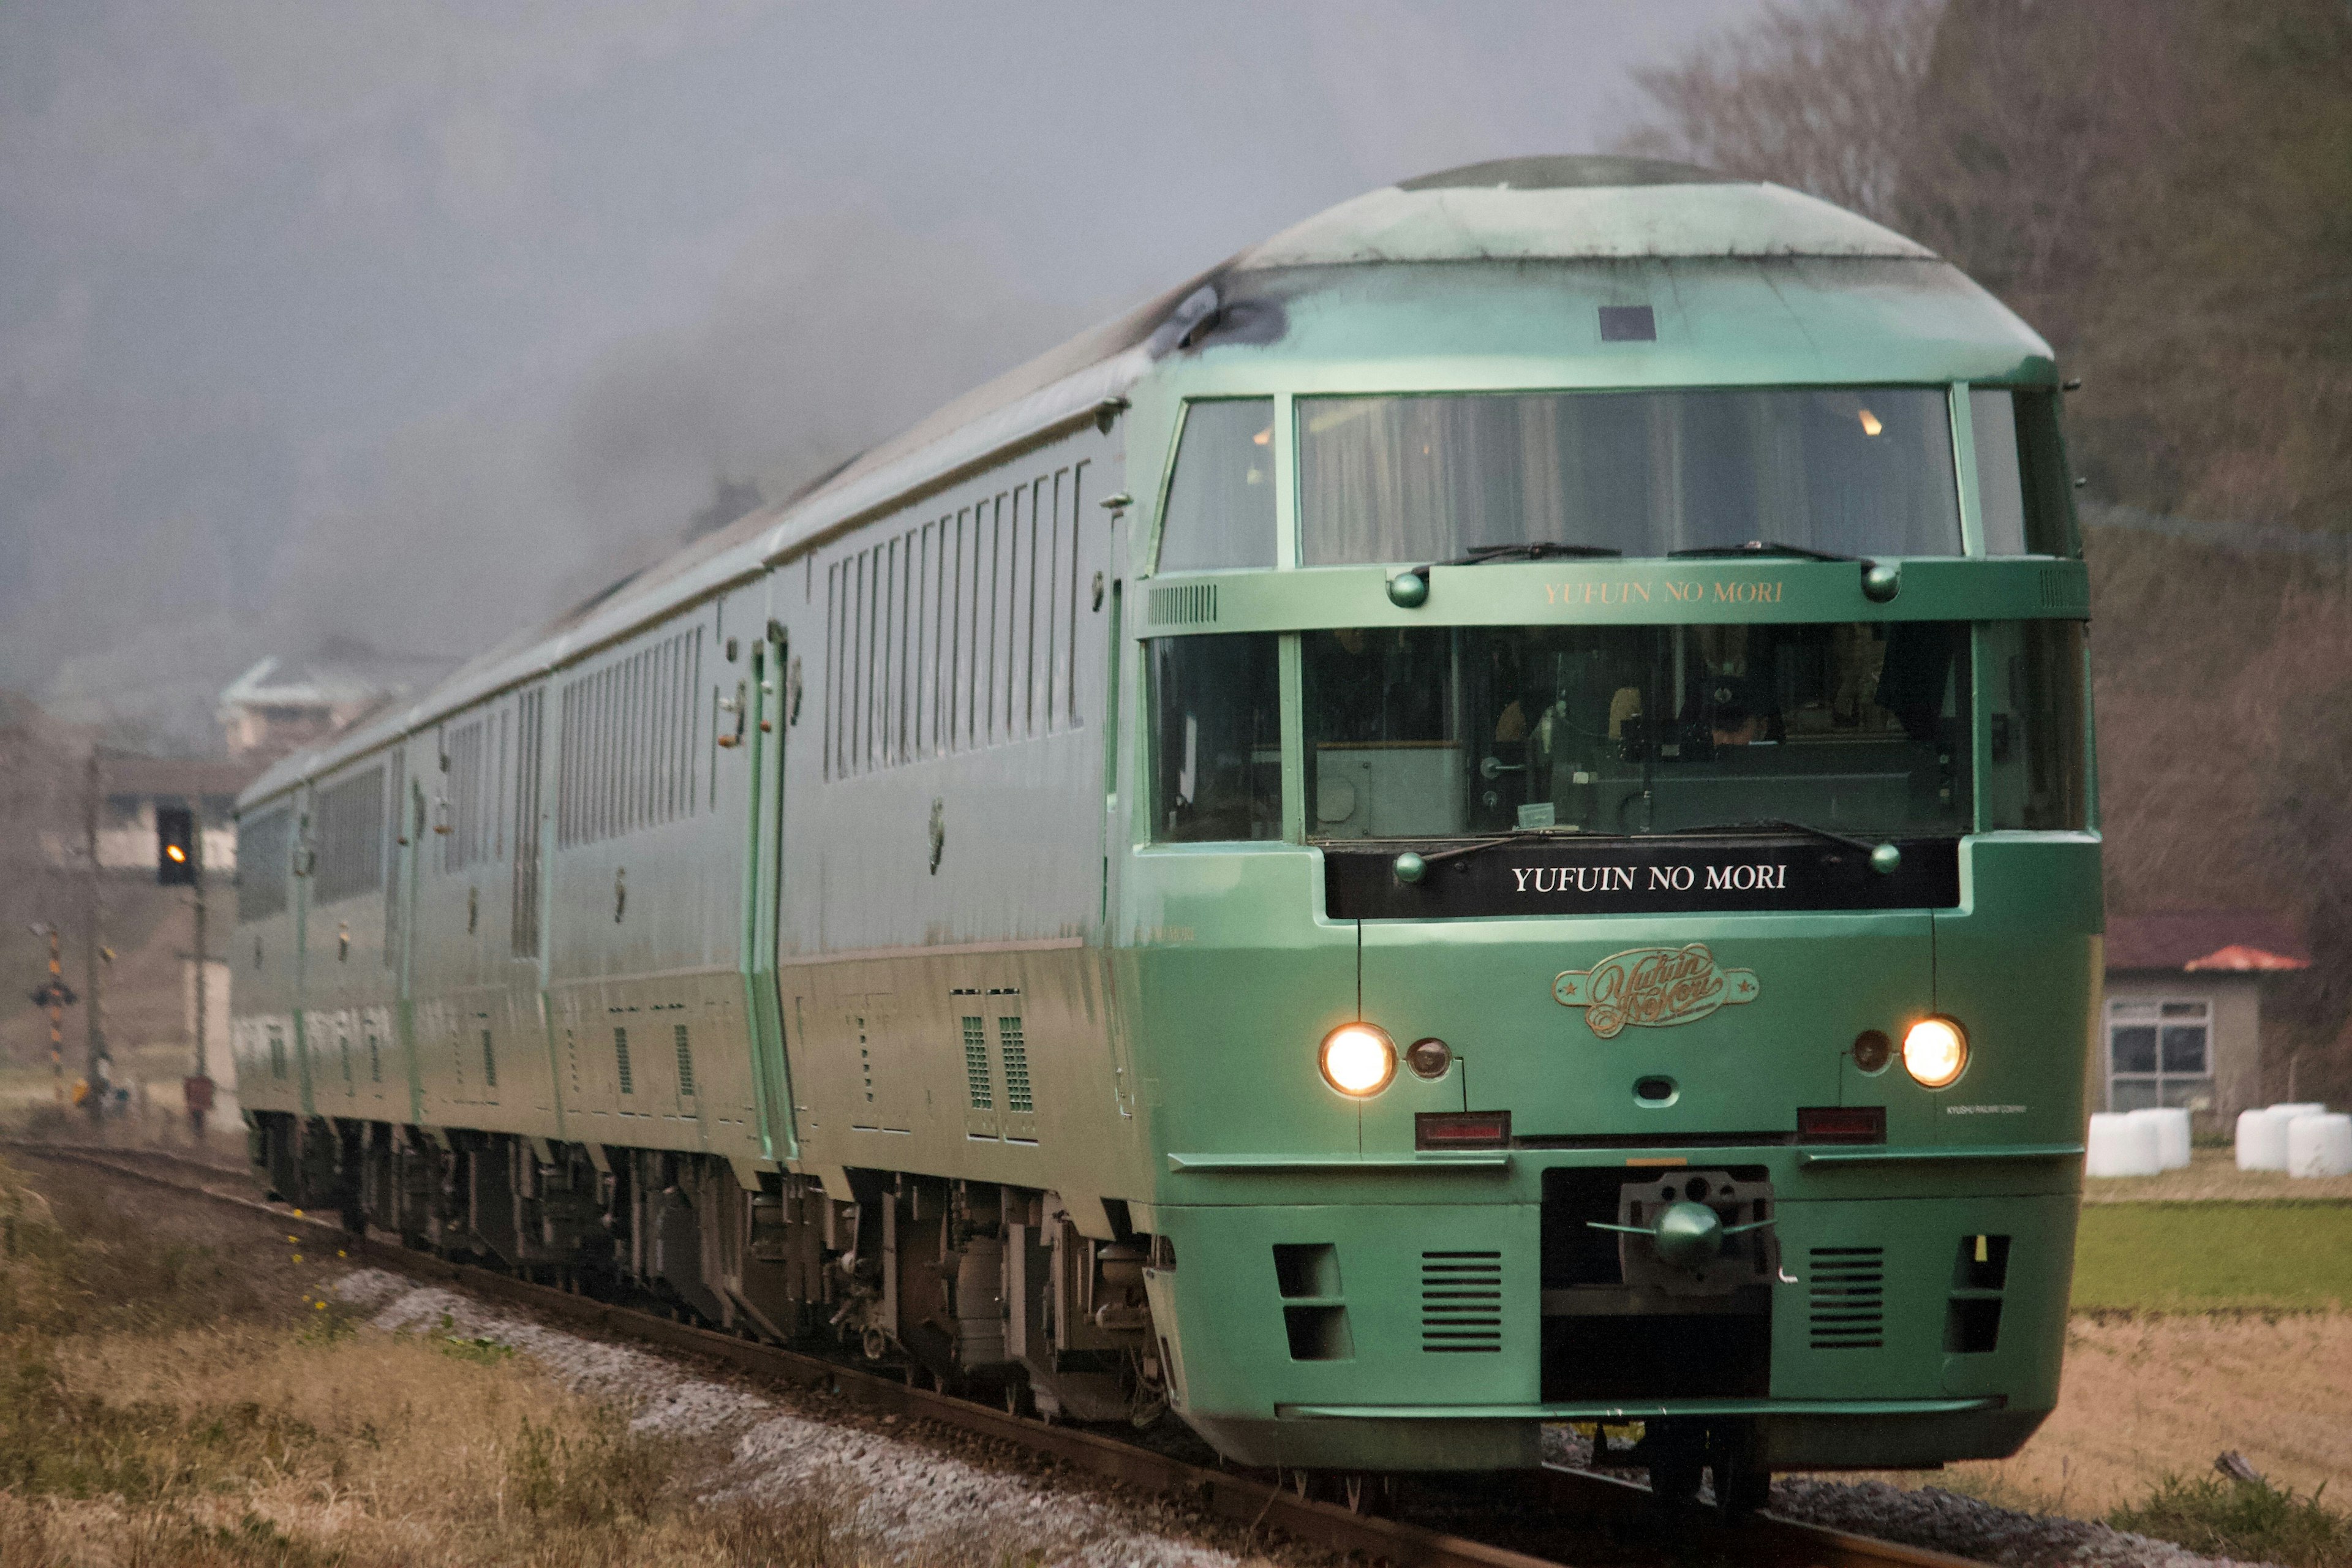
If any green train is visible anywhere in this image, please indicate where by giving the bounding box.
[235,156,2097,1508]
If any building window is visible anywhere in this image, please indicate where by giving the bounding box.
[2107,998,2212,1112]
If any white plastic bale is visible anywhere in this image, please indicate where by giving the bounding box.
[2285,1112,2352,1179]
[2237,1108,2290,1172]
[2270,1102,2327,1121]
[2087,1111,2162,1178]
[2131,1106,2192,1170]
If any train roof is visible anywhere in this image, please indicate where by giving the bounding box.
[241,156,2021,810]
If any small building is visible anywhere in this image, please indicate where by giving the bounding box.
[2101,910,2310,1129]
[216,643,452,763]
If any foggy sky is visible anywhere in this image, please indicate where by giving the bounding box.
[0,0,1764,747]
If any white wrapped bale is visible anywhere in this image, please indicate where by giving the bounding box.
[2237,1107,2290,1171]
[2130,1106,2192,1170]
[2087,1111,2162,1178]
[2285,1112,2351,1179]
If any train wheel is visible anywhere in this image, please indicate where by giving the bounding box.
[1648,1449,1703,1509]
[1711,1423,1771,1519]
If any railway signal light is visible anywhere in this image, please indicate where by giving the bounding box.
[157,804,197,885]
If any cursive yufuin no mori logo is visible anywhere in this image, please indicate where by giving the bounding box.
[1553,943,1760,1039]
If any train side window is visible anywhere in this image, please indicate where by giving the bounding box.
[1148,633,1283,842]
[1156,399,1276,573]
[1972,388,2076,557]
[1979,620,2088,831]
[1971,388,2027,556]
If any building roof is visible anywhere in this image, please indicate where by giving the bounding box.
[2108,911,2311,973]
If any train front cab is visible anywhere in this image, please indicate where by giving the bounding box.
[1119,388,2097,1479]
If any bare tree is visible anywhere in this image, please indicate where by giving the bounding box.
[1618,0,1942,225]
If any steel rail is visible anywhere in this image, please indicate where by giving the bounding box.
[5,1140,1988,1568]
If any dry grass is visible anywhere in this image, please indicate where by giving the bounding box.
[2083,1145,2352,1205]
[0,1158,960,1568]
[1879,1313,2352,1519]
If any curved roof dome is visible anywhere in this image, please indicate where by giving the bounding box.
[1236,153,1934,268]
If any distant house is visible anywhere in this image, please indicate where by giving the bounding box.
[2102,910,2310,1129]
[216,645,451,762]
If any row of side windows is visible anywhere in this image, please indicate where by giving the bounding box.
[824,459,1090,780]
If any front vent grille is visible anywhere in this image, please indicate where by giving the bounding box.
[1421,1251,1502,1353]
[1809,1246,1885,1349]
[1150,582,1218,627]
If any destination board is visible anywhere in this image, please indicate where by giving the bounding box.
[1323,834,1960,918]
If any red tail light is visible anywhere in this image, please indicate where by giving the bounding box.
[1415,1110,1512,1150]
[1798,1105,1886,1144]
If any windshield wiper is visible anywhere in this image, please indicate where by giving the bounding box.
[1438,541,1623,564]
[1675,818,1887,856]
[1667,539,1860,563]
[1398,827,1593,871]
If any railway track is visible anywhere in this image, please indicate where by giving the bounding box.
[4,1139,1987,1568]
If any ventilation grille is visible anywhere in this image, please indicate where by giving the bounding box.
[480,1028,497,1090]
[1809,1246,1885,1349]
[998,1016,1033,1112]
[961,1016,992,1109]
[2040,567,2089,612]
[1420,1251,1502,1352]
[1150,582,1218,627]
[673,1023,695,1097]
[614,1027,633,1096]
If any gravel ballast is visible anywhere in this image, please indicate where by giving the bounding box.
[333,1267,2282,1568]
[333,1269,1264,1568]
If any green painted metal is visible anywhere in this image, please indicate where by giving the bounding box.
[1139,559,2091,636]
[1801,1144,2087,1166]
[1278,1398,2000,1420]
[739,631,796,1165]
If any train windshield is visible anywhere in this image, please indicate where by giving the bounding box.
[1144,620,2087,844]
[1297,389,1961,564]
[1303,620,1978,840]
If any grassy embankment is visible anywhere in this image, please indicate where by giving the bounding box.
[2073,1199,2352,1313]
[0,1156,894,1568]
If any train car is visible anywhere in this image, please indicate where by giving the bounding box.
[234,155,2097,1509]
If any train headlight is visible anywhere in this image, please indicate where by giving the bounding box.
[1320,1023,1397,1097]
[1902,1017,1969,1088]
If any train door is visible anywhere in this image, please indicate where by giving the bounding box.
[741,616,797,1162]
[391,756,427,1126]
[291,784,317,1118]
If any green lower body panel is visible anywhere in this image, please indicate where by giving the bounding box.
[1142,1170,2076,1472]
